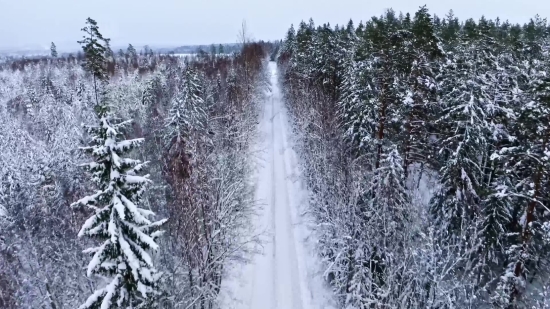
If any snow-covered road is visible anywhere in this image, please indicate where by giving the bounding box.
[218,62,337,309]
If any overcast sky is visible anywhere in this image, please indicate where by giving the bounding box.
[0,0,548,51]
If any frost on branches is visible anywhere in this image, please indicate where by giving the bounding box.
[71,105,167,309]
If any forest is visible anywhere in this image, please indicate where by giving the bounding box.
[277,6,550,309]
[0,18,269,308]
[1,5,550,309]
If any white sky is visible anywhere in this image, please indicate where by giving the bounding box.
[0,0,548,51]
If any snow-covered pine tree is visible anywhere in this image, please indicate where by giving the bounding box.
[337,43,360,136]
[471,35,520,295]
[127,44,139,68]
[165,65,207,147]
[400,6,442,177]
[347,145,411,308]
[278,24,296,61]
[142,70,166,108]
[429,37,491,241]
[292,20,316,82]
[312,23,338,97]
[367,145,410,246]
[77,17,110,106]
[362,12,404,170]
[71,101,167,308]
[494,31,550,306]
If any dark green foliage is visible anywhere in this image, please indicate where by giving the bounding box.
[77,18,110,82]
[50,42,58,58]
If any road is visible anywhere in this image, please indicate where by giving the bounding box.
[218,61,336,309]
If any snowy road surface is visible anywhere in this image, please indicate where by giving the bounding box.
[218,62,337,309]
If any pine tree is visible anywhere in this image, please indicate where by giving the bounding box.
[78,18,109,82]
[77,18,110,105]
[50,42,58,58]
[430,44,489,240]
[292,20,315,79]
[361,13,403,170]
[366,145,410,251]
[471,37,519,294]
[347,146,411,308]
[440,10,461,48]
[338,43,359,129]
[165,66,206,146]
[496,37,550,306]
[400,6,442,177]
[126,44,138,68]
[312,23,338,96]
[142,72,165,108]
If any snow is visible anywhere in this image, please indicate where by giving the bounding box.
[118,232,141,278]
[86,241,108,276]
[113,195,127,220]
[78,211,102,237]
[122,220,159,252]
[120,194,151,224]
[218,62,337,309]
[101,275,121,309]
[77,274,122,309]
[173,53,195,58]
[0,204,8,220]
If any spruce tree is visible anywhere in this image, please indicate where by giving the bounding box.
[282,24,296,54]
[72,108,167,308]
[50,42,58,58]
[73,17,166,309]
[367,146,410,250]
[338,44,359,129]
[165,66,206,146]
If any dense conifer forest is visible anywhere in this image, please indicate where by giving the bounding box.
[277,6,550,309]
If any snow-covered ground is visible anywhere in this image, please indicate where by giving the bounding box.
[218,62,337,309]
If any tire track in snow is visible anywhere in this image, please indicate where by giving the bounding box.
[270,64,304,309]
[270,80,278,309]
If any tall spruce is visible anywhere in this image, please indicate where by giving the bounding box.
[73,17,166,308]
